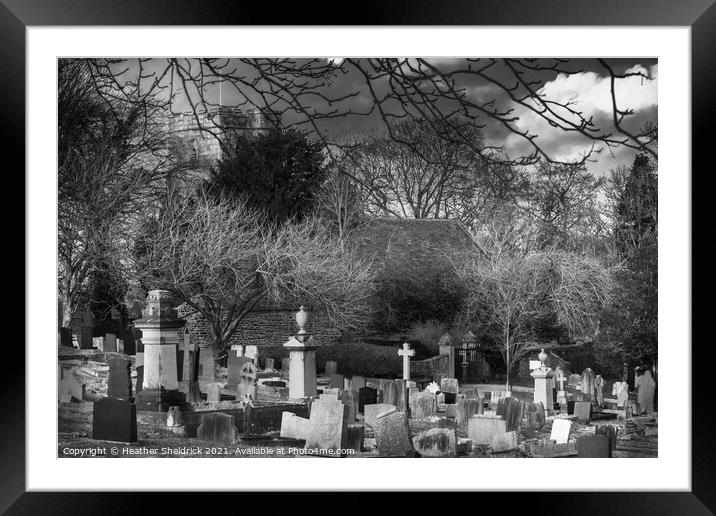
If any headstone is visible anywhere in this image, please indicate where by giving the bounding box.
[280,411,311,440]
[358,387,378,413]
[345,424,364,453]
[612,381,630,407]
[351,375,366,390]
[410,392,438,419]
[117,339,125,354]
[227,356,252,386]
[184,381,202,403]
[594,374,605,406]
[635,370,656,413]
[325,360,338,377]
[456,397,481,429]
[364,403,397,428]
[92,336,105,351]
[550,419,572,444]
[440,378,459,396]
[320,388,340,399]
[281,357,291,372]
[198,346,216,384]
[467,415,507,445]
[491,431,518,453]
[236,361,258,401]
[167,406,183,427]
[92,398,137,442]
[304,398,348,456]
[107,356,133,400]
[264,358,275,371]
[529,441,578,458]
[58,371,85,403]
[59,327,73,348]
[395,379,409,412]
[398,342,415,380]
[244,345,259,363]
[105,333,118,353]
[206,383,221,402]
[576,435,611,458]
[574,401,593,422]
[595,424,619,455]
[568,373,581,387]
[197,413,238,445]
[413,427,457,457]
[581,368,596,402]
[382,380,399,407]
[340,390,358,422]
[329,373,344,389]
[374,411,415,457]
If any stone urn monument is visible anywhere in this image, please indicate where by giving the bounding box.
[283,306,321,399]
[531,348,554,411]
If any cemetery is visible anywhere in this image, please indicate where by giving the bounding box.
[57,58,659,460]
[58,292,657,459]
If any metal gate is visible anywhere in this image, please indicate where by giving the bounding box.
[456,341,484,384]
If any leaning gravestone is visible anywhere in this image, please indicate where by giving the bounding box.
[550,419,572,444]
[364,403,397,428]
[358,386,378,413]
[280,411,311,440]
[197,413,238,445]
[413,427,457,457]
[374,411,415,457]
[304,398,348,457]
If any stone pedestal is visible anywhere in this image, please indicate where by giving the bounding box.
[284,337,318,399]
[531,367,553,410]
[133,290,186,412]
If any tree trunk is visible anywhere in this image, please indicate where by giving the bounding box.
[61,289,73,329]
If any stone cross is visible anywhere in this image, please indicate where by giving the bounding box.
[398,342,415,380]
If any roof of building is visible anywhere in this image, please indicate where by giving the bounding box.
[351,217,476,274]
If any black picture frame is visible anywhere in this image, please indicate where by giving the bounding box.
[4,0,710,512]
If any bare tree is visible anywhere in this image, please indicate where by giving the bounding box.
[453,221,616,391]
[132,193,377,361]
[314,163,366,239]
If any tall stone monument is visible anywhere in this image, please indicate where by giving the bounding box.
[437,333,455,379]
[283,306,321,399]
[531,348,554,411]
[134,290,187,411]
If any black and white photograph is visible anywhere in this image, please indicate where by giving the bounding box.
[56,57,660,460]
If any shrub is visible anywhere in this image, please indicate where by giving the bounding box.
[406,319,449,356]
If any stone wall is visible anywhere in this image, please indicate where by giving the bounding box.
[177,304,342,354]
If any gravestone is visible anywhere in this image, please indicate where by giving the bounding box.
[135,353,144,392]
[576,434,611,458]
[594,374,605,406]
[595,424,619,455]
[105,333,118,353]
[398,342,415,380]
[92,398,137,442]
[244,345,259,363]
[320,388,340,399]
[59,328,73,348]
[281,357,291,372]
[92,336,105,351]
[345,424,364,453]
[58,370,85,403]
[304,398,348,456]
[206,383,220,402]
[184,382,202,403]
[351,375,366,390]
[413,427,457,457]
[364,403,397,428]
[581,368,596,402]
[358,387,378,413]
[395,379,409,412]
[340,390,358,422]
[374,411,415,457]
[329,374,344,389]
[491,431,518,453]
[116,339,125,354]
[325,360,338,377]
[574,401,593,422]
[456,397,481,429]
[382,380,399,407]
[264,358,275,371]
[568,373,582,387]
[227,356,252,387]
[197,413,238,445]
[236,361,258,401]
[107,357,133,400]
[529,442,578,458]
[280,411,311,440]
[550,419,572,444]
[440,378,459,397]
[467,415,507,445]
[410,392,438,419]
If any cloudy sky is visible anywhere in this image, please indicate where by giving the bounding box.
[135,57,658,177]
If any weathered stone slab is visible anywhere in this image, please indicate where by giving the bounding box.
[410,392,438,419]
[382,380,399,407]
[440,377,458,394]
[456,397,481,429]
[550,419,572,444]
[345,424,364,453]
[351,375,366,390]
[107,356,133,400]
[58,371,85,403]
[197,413,238,445]
[413,427,457,457]
[574,401,593,422]
[304,399,347,456]
[374,411,415,457]
[467,415,507,445]
[491,430,518,453]
[364,403,397,428]
[280,411,311,440]
[529,441,578,457]
[227,356,252,386]
[329,374,345,389]
[340,390,358,422]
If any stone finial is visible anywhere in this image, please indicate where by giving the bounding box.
[538,348,548,367]
[295,306,310,335]
[142,289,178,320]
[437,333,454,347]
[462,331,477,345]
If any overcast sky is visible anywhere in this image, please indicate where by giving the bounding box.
[138,57,657,177]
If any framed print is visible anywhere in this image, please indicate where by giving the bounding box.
[4,0,712,511]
